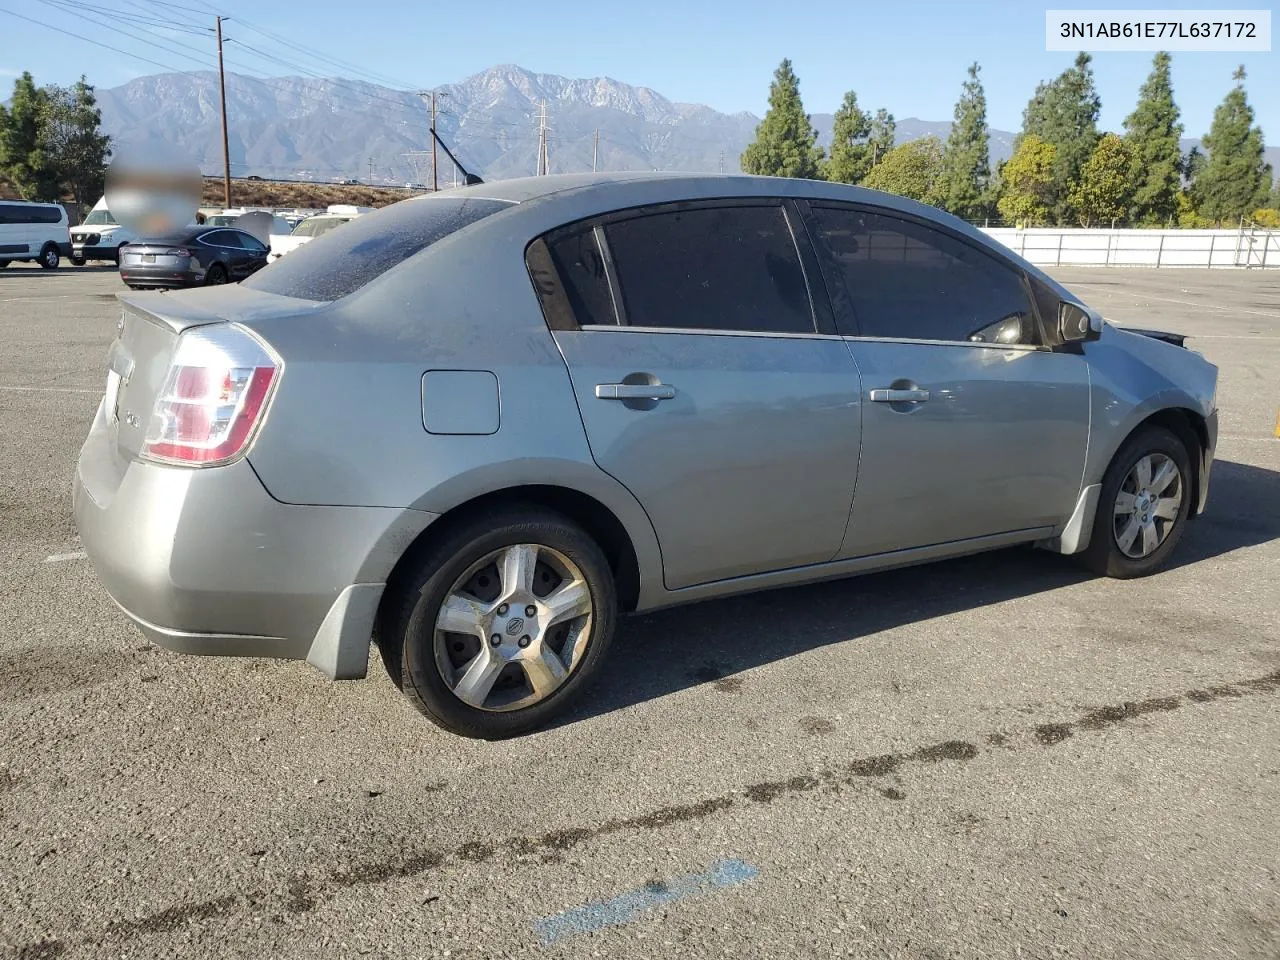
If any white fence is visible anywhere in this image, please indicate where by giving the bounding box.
[979,226,1280,269]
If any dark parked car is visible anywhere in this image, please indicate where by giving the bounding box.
[118,226,268,289]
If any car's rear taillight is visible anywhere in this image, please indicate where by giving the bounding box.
[141,324,281,466]
[160,247,192,257]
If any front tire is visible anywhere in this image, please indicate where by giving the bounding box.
[70,256,86,266]
[1078,425,1193,578]
[205,263,228,285]
[377,507,617,739]
[38,245,60,269]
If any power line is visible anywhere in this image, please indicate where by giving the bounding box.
[227,16,419,92]
[37,0,219,67]
[0,7,202,75]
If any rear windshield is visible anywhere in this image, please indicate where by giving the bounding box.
[243,197,512,302]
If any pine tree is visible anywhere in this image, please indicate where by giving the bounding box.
[1269,175,1280,210]
[1194,66,1272,224]
[860,137,945,205]
[741,59,823,179]
[41,77,111,209]
[1123,52,1183,225]
[0,72,55,200]
[939,62,991,220]
[1019,52,1101,222]
[997,134,1057,226]
[1068,133,1140,226]
[867,108,896,169]
[823,91,871,184]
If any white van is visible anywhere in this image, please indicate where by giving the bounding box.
[69,197,137,264]
[0,200,71,269]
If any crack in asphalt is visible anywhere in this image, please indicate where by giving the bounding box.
[13,667,1280,956]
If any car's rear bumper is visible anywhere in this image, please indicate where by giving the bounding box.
[118,266,203,289]
[73,402,438,678]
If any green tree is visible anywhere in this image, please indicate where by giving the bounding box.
[867,108,895,168]
[1020,52,1101,222]
[823,91,871,184]
[1194,66,1273,223]
[1123,52,1184,225]
[1068,133,1139,226]
[939,62,991,220]
[1269,175,1280,209]
[40,77,111,209]
[997,134,1056,226]
[741,59,823,179]
[0,72,55,199]
[860,136,945,205]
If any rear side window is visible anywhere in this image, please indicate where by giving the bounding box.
[545,204,814,334]
[810,206,1035,343]
[244,197,511,301]
[545,227,618,327]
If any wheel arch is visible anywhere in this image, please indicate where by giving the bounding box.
[376,484,646,644]
[1116,404,1203,512]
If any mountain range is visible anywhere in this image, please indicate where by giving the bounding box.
[94,64,1277,187]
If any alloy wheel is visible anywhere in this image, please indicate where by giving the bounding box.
[1112,453,1183,559]
[433,543,593,712]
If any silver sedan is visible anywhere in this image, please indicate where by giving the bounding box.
[73,173,1218,738]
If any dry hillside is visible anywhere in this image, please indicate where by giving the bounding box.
[202,178,412,209]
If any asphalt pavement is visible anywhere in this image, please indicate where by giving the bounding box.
[1,262,1278,959]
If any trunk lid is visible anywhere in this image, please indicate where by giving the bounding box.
[104,287,316,462]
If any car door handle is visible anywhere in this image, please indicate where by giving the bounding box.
[595,383,676,401]
[869,388,930,403]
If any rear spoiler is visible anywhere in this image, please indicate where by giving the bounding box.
[1121,327,1187,348]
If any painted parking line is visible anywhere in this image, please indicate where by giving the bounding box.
[44,551,88,563]
[532,858,759,946]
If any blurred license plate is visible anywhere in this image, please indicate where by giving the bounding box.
[142,254,155,263]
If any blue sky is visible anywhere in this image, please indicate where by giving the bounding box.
[0,0,1275,140]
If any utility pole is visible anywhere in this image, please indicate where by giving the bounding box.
[592,128,599,172]
[535,101,550,175]
[430,93,438,191]
[718,151,724,174]
[215,16,231,206]
[367,156,374,183]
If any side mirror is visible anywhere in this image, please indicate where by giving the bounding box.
[1058,302,1102,343]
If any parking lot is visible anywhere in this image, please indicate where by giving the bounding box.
[1,263,1278,959]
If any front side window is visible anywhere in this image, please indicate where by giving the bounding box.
[811,206,1037,344]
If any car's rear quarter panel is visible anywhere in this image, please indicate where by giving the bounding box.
[237,205,667,600]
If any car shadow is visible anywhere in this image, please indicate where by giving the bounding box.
[559,457,1280,726]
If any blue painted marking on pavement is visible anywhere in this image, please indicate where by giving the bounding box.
[533,858,760,946]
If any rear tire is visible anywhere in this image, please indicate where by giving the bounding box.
[38,245,59,269]
[205,263,228,285]
[377,506,617,739]
[1078,425,1194,578]
[0,260,9,269]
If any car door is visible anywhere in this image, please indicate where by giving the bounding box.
[233,230,269,276]
[0,203,31,259]
[535,200,864,591]
[801,202,1091,560]
[210,229,254,278]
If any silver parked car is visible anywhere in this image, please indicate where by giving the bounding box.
[74,174,1218,738]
